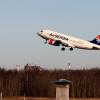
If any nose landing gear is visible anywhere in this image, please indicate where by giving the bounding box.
[45,40,47,44]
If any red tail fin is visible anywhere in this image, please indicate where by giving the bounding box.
[96,35,100,40]
[90,34,100,45]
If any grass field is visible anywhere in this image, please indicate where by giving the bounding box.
[1,97,100,100]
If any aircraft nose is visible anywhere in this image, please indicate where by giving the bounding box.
[37,32,40,35]
[37,30,44,37]
[37,32,41,37]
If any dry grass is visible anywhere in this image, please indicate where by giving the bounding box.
[70,98,100,100]
[1,97,100,100]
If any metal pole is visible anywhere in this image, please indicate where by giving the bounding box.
[24,93,25,100]
[68,63,71,70]
[0,92,2,100]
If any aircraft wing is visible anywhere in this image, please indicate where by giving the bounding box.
[62,41,75,48]
[48,39,75,48]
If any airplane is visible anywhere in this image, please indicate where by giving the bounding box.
[37,30,100,51]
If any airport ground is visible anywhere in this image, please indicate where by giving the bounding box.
[1,97,100,100]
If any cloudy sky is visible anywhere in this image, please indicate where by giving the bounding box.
[0,0,100,69]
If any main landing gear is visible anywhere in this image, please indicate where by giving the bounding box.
[61,47,65,51]
[69,47,73,51]
[61,47,73,51]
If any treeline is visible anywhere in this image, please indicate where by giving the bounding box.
[0,66,100,98]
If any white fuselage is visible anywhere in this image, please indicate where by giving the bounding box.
[37,30,100,50]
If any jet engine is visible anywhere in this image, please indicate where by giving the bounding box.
[48,39,61,46]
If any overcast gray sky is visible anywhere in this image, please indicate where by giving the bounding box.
[0,0,100,69]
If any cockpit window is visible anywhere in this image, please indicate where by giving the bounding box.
[41,30,43,32]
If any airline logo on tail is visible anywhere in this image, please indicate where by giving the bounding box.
[96,35,100,40]
[96,35,100,41]
[90,35,100,45]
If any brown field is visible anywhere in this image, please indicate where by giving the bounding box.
[1,97,100,100]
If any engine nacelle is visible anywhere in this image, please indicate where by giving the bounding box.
[48,39,61,46]
[48,39,55,44]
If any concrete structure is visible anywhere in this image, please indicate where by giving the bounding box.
[55,79,71,100]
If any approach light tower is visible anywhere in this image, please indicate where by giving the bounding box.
[68,63,71,70]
